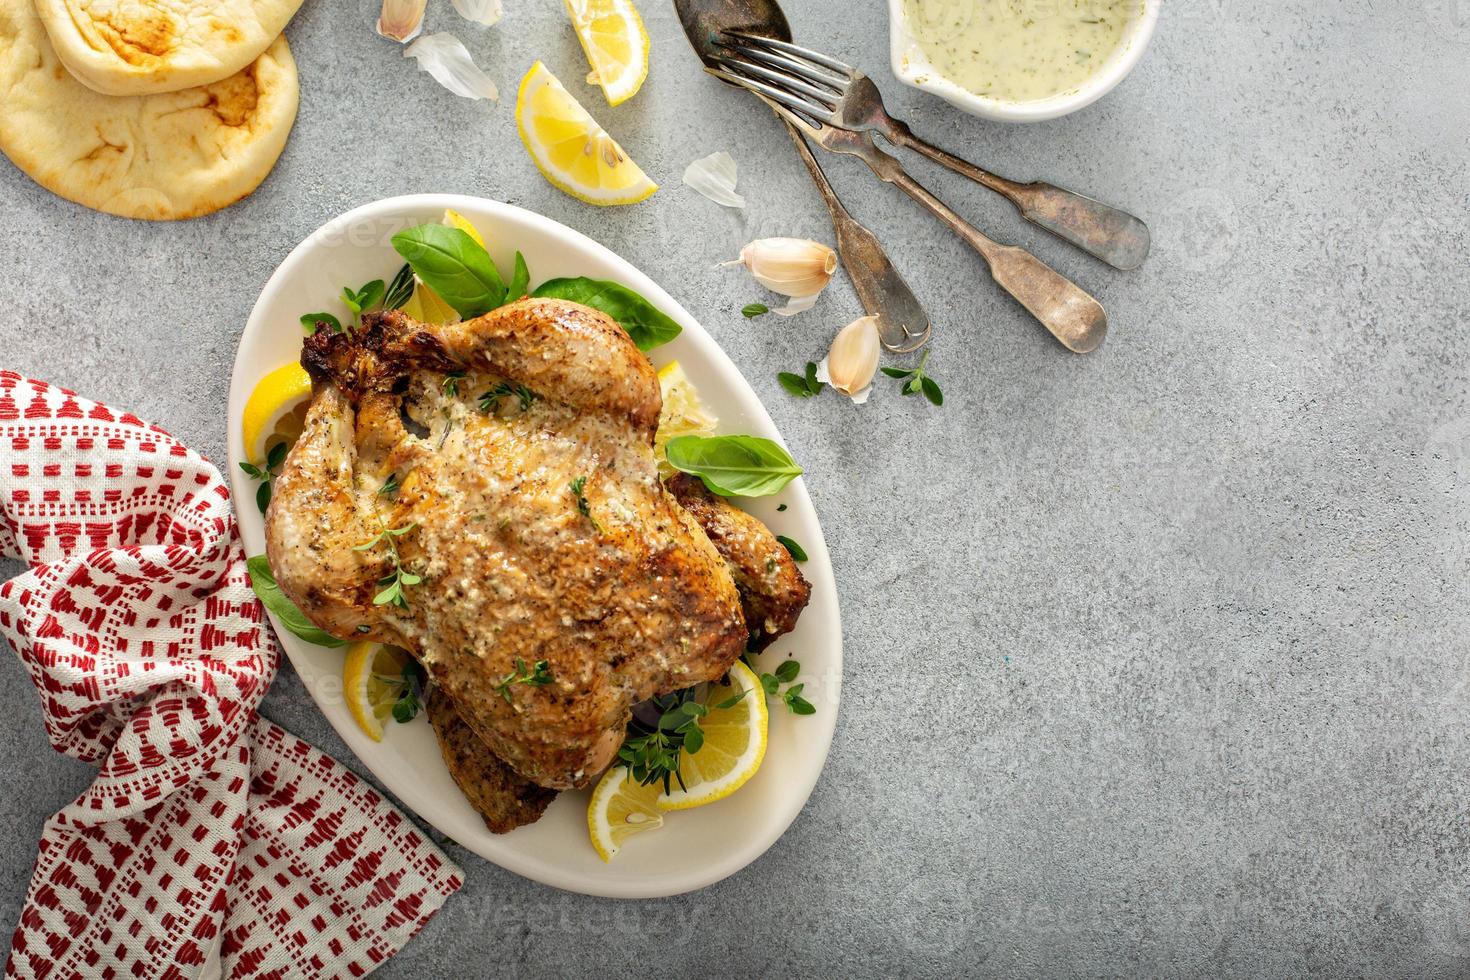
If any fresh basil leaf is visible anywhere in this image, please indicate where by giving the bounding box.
[300,312,342,334]
[664,435,802,497]
[775,659,800,683]
[531,277,682,351]
[384,263,415,310]
[246,555,345,648]
[776,534,808,562]
[392,224,506,318]
[506,251,530,303]
[778,372,812,398]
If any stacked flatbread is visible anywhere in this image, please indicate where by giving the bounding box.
[0,0,303,219]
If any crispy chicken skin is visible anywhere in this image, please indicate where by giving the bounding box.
[266,299,748,790]
[425,687,557,833]
[666,473,812,652]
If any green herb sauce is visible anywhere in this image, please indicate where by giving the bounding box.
[902,0,1140,103]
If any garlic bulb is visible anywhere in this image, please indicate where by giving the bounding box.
[733,238,836,299]
[816,316,880,404]
[377,0,427,42]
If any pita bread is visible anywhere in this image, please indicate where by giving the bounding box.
[33,0,304,95]
[0,0,297,220]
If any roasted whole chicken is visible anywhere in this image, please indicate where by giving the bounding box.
[266,298,809,827]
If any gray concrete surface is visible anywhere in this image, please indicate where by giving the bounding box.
[3,0,1469,976]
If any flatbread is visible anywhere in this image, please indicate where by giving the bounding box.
[0,0,297,220]
[33,0,304,95]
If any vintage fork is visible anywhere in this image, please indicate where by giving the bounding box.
[715,31,1152,272]
[709,64,1108,353]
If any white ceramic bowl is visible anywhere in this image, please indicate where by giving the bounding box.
[227,194,842,898]
[887,0,1160,123]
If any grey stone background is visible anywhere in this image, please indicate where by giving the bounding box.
[2,0,1469,975]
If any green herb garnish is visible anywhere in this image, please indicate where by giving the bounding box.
[881,350,943,406]
[378,472,401,498]
[778,361,824,399]
[507,251,531,302]
[341,279,386,323]
[742,303,770,318]
[390,660,428,723]
[383,263,415,311]
[239,441,288,514]
[759,659,814,715]
[299,312,343,334]
[478,381,538,413]
[664,435,802,497]
[569,476,600,532]
[391,224,507,318]
[531,277,682,351]
[494,658,553,705]
[354,519,421,610]
[245,555,345,648]
[442,371,466,397]
[775,535,807,562]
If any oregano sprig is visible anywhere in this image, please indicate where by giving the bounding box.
[881,349,943,406]
[778,362,825,399]
[758,659,815,715]
[353,519,420,609]
[494,658,553,705]
[239,441,288,514]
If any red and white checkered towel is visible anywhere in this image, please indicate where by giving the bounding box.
[0,371,462,978]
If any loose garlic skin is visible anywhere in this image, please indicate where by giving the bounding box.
[817,316,881,403]
[736,238,837,298]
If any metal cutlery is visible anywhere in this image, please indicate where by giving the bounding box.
[711,64,1110,353]
[715,31,1152,273]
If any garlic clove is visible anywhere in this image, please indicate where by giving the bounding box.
[736,238,837,299]
[377,0,427,42]
[819,315,880,402]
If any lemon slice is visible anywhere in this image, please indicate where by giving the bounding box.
[563,0,650,106]
[443,208,486,248]
[343,641,416,742]
[241,362,312,465]
[400,279,461,325]
[655,360,718,477]
[587,765,665,862]
[515,61,657,206]
[657,659,768,810]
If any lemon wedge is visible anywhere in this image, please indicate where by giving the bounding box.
[343,641,417,742]
[241,362,312,466]
[587,765,665,862]
[657,659,768,810]
[655,361,718,477]
[563,0,650,106]
[516,61,657,206]
[443,208,486,248]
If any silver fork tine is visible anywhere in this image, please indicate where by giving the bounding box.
[712,52,842,110]
[720,40,849,92]
[724,29,856,76]
[705,65,830,124]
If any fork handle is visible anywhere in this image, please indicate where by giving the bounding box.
[885,122,1151,272]
[883,167,1108,354]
